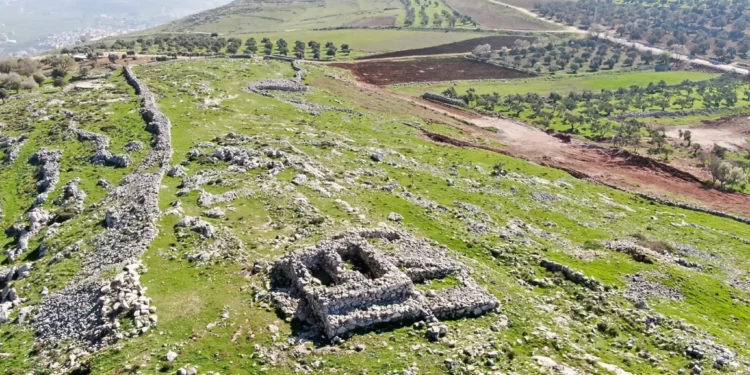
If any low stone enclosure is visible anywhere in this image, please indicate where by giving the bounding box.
[269,227,499,339]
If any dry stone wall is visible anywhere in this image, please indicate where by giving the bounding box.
[422,92,467,108]
[33,65,173,352]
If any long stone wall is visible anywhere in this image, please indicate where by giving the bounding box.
[33,65,174,351]
[636,193,750,225]
[422,92,467,107]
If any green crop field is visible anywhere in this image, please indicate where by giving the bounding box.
[391,70,720,97]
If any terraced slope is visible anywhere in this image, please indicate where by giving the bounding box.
[0,58,749,375]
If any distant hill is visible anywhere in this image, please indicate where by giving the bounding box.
[155,0,404,34]
[0,0,232,56]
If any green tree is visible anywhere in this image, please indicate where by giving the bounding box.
[682,130,692,146]
[0,88,7,103]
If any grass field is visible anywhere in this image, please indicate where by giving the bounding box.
[122,29,491,56]
[391,70,720,96]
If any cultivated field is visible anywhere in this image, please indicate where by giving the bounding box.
[333,57,534,85]
[365,35,536,59]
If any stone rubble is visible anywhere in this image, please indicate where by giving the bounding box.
[33,66,172,355]
[30,148,63,207]
[176,216,216,238]
[246,79,309,97]
[53,178,87,214]
[34,264,158,350]
[7,207,52,261]
[123,140,144,153]
[623,273,684,304]
[269,227,499,339]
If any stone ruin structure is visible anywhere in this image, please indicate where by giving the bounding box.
[246,79,309,97]
[269,227,499,339]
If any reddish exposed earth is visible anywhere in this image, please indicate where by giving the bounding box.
[390,89,750,217]
[331,57,533,86]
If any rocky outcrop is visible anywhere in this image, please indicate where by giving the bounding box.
[540,259,601,290]
[269,227,498,339]
[1,134,28,164]
[54,178,87,214]
[71,127,130,168]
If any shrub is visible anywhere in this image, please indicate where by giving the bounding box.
[33,73,46,85]
[53,77,67,87]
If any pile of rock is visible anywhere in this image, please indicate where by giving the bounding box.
[287,99,360,116]
[623,273,684,306]
[605,239,658,264]
[637,193,750,225]
[30,148,63,207]
[34,264,157,350]
[123,65,172,172]
[269,227,498,339]
[123,140,144,153]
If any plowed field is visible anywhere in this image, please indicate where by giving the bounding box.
[332,57,533,85]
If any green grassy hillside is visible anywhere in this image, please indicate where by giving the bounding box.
[1,58,749,375]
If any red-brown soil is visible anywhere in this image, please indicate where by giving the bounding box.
[316,72,750,218]
[364,35,535,59]
[342,16,396,27]
[392,89,750,217]
[331,57,533,85]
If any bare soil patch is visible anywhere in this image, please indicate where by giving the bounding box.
[364,35,535,59]
[331,57,533,85]
[666,115,750,152]
[342,16,396,27]
[498,0,559,10]
[443,0,552,30]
